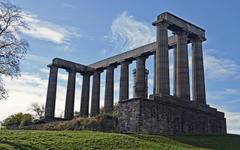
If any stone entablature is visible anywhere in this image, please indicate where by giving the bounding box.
[153,12,206,40]
[52,58,94,73]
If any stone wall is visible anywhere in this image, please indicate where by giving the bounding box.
[118,96,226,135]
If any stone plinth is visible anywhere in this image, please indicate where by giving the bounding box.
[118,96,226,135]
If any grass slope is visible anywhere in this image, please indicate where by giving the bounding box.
[0,130,239,150]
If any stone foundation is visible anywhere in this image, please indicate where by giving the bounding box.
[118,96,226,135]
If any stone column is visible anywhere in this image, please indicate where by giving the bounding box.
[64,69,76,120]
[45,65,58,119]
[154,22,170,96]
[153,53,156,94]
[104,66,114,113]
[133,69,149,98]
[119,61,129,101]
[175,31,190,100]
[133,69,136,98]
[80,73,90,117]
[174,47,177,96]
[90,71,101,116]
[135,56,146,98]
[192,38,206,104]
[145,69,149,98]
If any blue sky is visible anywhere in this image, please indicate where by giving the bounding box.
[0,0,239,134]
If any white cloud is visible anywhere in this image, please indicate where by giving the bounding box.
[25,54,51,65]
[224,88,240,95]
[0,73,48,120]
[207,88,240,105]
[0,71,82,121]
[207,88,240,134]
[40,68,68,81]
[108,12,240,80]
[225,112,240,134]
[107,11,155,52]
[104,11,240,134]
[204,50,240,79]
[21,11,81,46]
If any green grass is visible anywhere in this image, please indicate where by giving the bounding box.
[0,130,239,150]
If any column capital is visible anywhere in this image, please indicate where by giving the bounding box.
[120,60,132,65]
[106,65,117,70]
[190,36,204,43]
[93,69,103,74]
[66,68,76,73]
[136,55,148,60]
[152,21,169,28]
[80,71,91,76]
[47,64,58,69]
[173,30,189,36]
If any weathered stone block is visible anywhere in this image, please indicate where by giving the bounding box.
[118,96,226,135]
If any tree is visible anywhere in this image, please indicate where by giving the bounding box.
[30,103,45,119]
[2,112,33,128]
[0,2,29,100]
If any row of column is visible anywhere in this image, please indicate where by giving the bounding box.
[45,68,92,119]
[45,22,206,120]
[45,56,149,120]
[154,22,206,104]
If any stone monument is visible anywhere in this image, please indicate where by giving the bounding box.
[44,12,226,135]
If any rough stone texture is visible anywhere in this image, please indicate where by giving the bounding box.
[45,65,58,119]
[64,70,76,120]
[133,69,149,98]
[173,47,177,96]
[52,58,94,73]
[118,97,226,135]
[91,71,101,116]
[135,56,146,98]
[192,38,206,104]
[89,35,178,70]
[153,12,206,40]
[119,62,129,101]
[155,22,170,96]
[153,53,156,94]
[175,31,190,100]
[104,66,114,113]
[80,74,90,117]
[44,12,226,136]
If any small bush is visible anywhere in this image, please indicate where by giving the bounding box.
[2,113,33,129]
[22,114,117,132]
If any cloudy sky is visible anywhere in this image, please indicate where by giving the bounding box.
[0,0,239,134]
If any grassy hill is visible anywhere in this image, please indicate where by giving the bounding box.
[0,130,239,150]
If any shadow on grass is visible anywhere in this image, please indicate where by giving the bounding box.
[127,133,240,150]
[0,140,38,150]
[167,134,240,150]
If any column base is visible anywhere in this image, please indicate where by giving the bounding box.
[43,117,67,123]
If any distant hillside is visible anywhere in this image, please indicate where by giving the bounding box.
[0,130,239,150]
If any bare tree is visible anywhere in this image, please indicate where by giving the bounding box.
[30,103,45,119]
[0,2,29,100]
